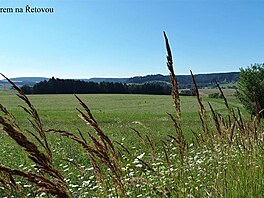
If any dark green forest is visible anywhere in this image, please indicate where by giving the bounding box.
[21,77,171,95]
[11,72,239,95]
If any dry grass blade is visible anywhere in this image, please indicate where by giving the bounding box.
[48,129,105,159]
[135,158,155,173]
[208,103,222,138]
[25,129,48,151]
[191,130,203,145]
[163,32,181,118]
[0,177,9,193]
[228,123,236,146]
[216,82,229,109]
[0,117,63,181]
[190,70,209,138]
[218,113,235,145]
[236,108,245,136]
[146,135,155,162]
[0,164,69,198]
[77,108,109,148]
[167,113,186,158]
[0,172,19,193]
[9,174,19,192]
[131,127,144,140]
[75,95,116,156]
[49,129,122,189]
[78,129,87,144]
[87,131,107,154]
[115,141,131,155]
[0,105,20,133]
[0,175,8,188]
[77,108,110,149]
[74,95,97,124]
[50,127,124,195]
[63,158,85,173]
[74,95,125,194]
[89,154,106,187]
[0,104,16,121]
[218,113,227,130]
[161,141,170,168]
[190,70,205,116]
[0,73,52,159]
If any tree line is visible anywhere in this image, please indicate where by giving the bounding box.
[21,77,172,95]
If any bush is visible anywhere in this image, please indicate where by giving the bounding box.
[236,63,264,117]
[180,89,195,96]
[20,85,32,94]
[208,92,223,99]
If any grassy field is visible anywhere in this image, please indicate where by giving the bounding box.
[0,91,244,149]
[0,89,263,197]
[199,88,236,97]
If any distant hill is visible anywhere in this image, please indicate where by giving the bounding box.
[0,77,49,87]
[0,72,240,89]
[83,78,128,83]
[126,72,239,88]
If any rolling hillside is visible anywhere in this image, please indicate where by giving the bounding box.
[126,72,239,88]
[0,72,239,89]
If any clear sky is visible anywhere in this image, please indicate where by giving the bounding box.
[0,0,263,79]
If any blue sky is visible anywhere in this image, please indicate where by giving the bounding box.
[0,0,263,78]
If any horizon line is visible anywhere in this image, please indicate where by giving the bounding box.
[1,70,240,80]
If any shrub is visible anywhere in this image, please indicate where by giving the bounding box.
[179,89,195,96]
[208,92,223,99]
[236,63,264,117]
[20,85,32,94]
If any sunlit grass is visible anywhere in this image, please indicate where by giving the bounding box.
[0,90,262,197]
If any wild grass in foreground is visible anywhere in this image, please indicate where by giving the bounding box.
[0,33,263,197]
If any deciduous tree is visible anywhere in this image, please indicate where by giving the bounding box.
[236,63,264,117]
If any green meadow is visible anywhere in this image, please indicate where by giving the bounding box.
[0,90,243,150]
[0,89,263,197]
